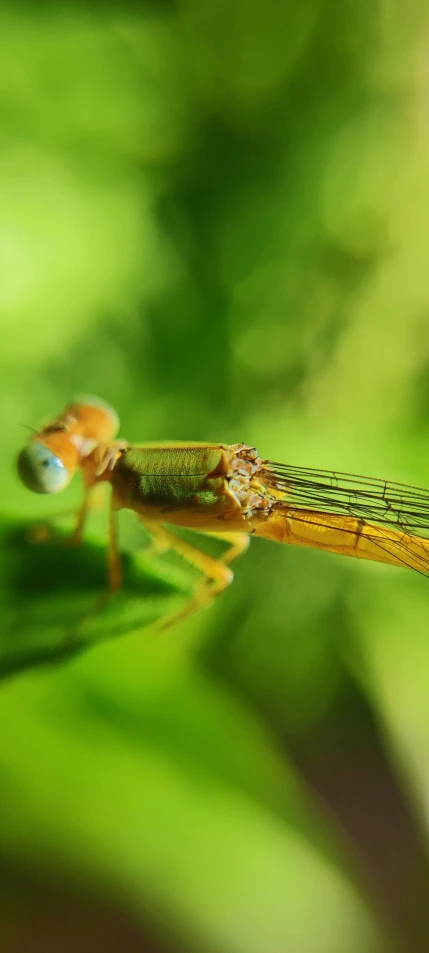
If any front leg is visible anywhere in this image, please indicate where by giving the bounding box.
[107,495,122,593]
[26,485,96,547]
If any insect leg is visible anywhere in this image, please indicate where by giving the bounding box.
[107,495,122,592]
[60,491,121,643]
[137,518,238,628]
[202,531,250,567]
[26,485,97,547]
[71,485,97,544]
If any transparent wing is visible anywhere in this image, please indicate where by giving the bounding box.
[262,461,429,532]
[260,460,429,575]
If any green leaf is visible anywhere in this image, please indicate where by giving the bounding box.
[0,517,189,679]
[0,516,390,952]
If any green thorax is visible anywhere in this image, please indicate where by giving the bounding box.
[114,443,228,510]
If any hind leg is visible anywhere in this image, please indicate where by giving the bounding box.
[203,530,250,566]
[138,519,250,628]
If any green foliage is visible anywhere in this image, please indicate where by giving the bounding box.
[0,518,186,678]
[2,1,429,951]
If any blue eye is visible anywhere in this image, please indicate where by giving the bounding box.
[17,443,71,495]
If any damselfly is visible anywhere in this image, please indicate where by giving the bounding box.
[17,397,429,626]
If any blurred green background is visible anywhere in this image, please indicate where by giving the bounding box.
[2,2,429,951]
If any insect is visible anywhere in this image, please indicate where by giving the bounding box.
[17,396,429,627]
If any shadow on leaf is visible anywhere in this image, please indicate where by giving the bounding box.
[0,519,187,679]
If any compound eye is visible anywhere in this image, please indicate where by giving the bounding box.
[17,442,71,495]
